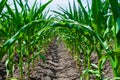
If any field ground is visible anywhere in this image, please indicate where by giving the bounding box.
[0,40,114,80]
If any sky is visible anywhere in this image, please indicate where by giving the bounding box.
[7,0,90,10]
[29,0,91,14]
[6,0,91,15]
[32,0,89,10]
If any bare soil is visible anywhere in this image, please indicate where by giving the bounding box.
[0,40,114,80]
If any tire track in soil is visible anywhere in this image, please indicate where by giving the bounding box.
[30,40,80,80]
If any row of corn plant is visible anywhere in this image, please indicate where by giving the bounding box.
[0,0,57,79]
[52,0,102,79]
[109,0,120,77]
[0,0,112,80]
[1,0,120,80]
[51,0,120,80]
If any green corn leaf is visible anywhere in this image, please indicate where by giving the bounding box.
[33,26,53,44]
[116,17,120,34]
[91,0,104,35]
[33,0,53,20]
[16,0,24,10]
[109,0,120,20]
[111,77,120,80]
[54,0,84,23]
[0,0,7,14]
[109,0,120,49]
[86,0,90,14]
[116,18,120,48]
[0,24,6,36]
[54,5,70,19]
[52,10,68,19]
[39,53,46,62]
[28,51,46,64]
[24,0,30,11]
[29,0,37,21]
[82,69,100,77]
[102,0,109,13]
[77,0,89,23]
[55,19,109,51]
[0,19,48,60]
[5,4,16,22]
[68,0,73,18]
[13,0,21,29]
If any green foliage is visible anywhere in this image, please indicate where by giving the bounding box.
[0,0,53,79]
[109,0,120,77]
[53,0,120,79]
[0,0,7,14]
[1,0,120,79]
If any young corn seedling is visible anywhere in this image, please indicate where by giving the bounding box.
[108,0,120,77]
[0,0,53,79]
[1,0,120,79]
[52,0,114,79]
[52,0,96,79]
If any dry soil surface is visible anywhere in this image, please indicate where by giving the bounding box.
[0,40,114,80]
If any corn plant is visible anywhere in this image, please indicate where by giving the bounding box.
[51,19,109,79]
[1,0,120,80]
[0,0,53,79]
[52,0,116,79]
[108,0,120,77]
[0,0,7,49]
[0,0,7,14]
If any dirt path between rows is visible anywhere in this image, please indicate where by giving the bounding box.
[0,39,114,80]
[28,40,80,80]
[0,40,80,80]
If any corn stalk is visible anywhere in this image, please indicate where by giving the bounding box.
[109,0,120,77]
